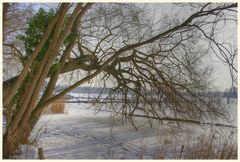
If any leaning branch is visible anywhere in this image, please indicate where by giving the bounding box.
[132,114,237,128]
[38,3,237,109]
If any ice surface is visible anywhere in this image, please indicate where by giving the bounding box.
[31,100,237,159]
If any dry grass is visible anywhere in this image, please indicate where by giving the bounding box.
[51,101,65,114]
[42,97,66,114]
[181,132,237,159]
[140,130,237,159]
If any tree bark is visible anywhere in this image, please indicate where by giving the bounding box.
[3,3,9,42]
[3,4,64,107]
[3,4,95,158]
[29,3,94,136]
[3,4,71,158]
[19,4,83,128]
[9,4,70,134]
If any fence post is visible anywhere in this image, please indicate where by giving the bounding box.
[38,147,45,159]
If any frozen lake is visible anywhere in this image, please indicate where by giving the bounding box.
[32,100,237,159]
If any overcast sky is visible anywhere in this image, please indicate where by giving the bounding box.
[6,3,237,91]
[144,3,237,91]
[37,3,237,90]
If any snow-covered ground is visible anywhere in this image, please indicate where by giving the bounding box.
[31,100,237,159]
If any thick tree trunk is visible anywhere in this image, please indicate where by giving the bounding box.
[3,4,92,158]
[3,3,9,43]
[20,4,82,127]
[30,4,93,124]
[3,133,17,158]
[9,4,70,134]
[3,4,64,107]
[2,4,70,158]
[3,123,31,158]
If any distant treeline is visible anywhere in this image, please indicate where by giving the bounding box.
[55,86,113,94]
[54,86,237,98]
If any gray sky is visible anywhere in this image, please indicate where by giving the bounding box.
[144,3,237,90]
[5,3,237,91]
[41,3,237,90]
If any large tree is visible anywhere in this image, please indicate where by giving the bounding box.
[2,3,237,158]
